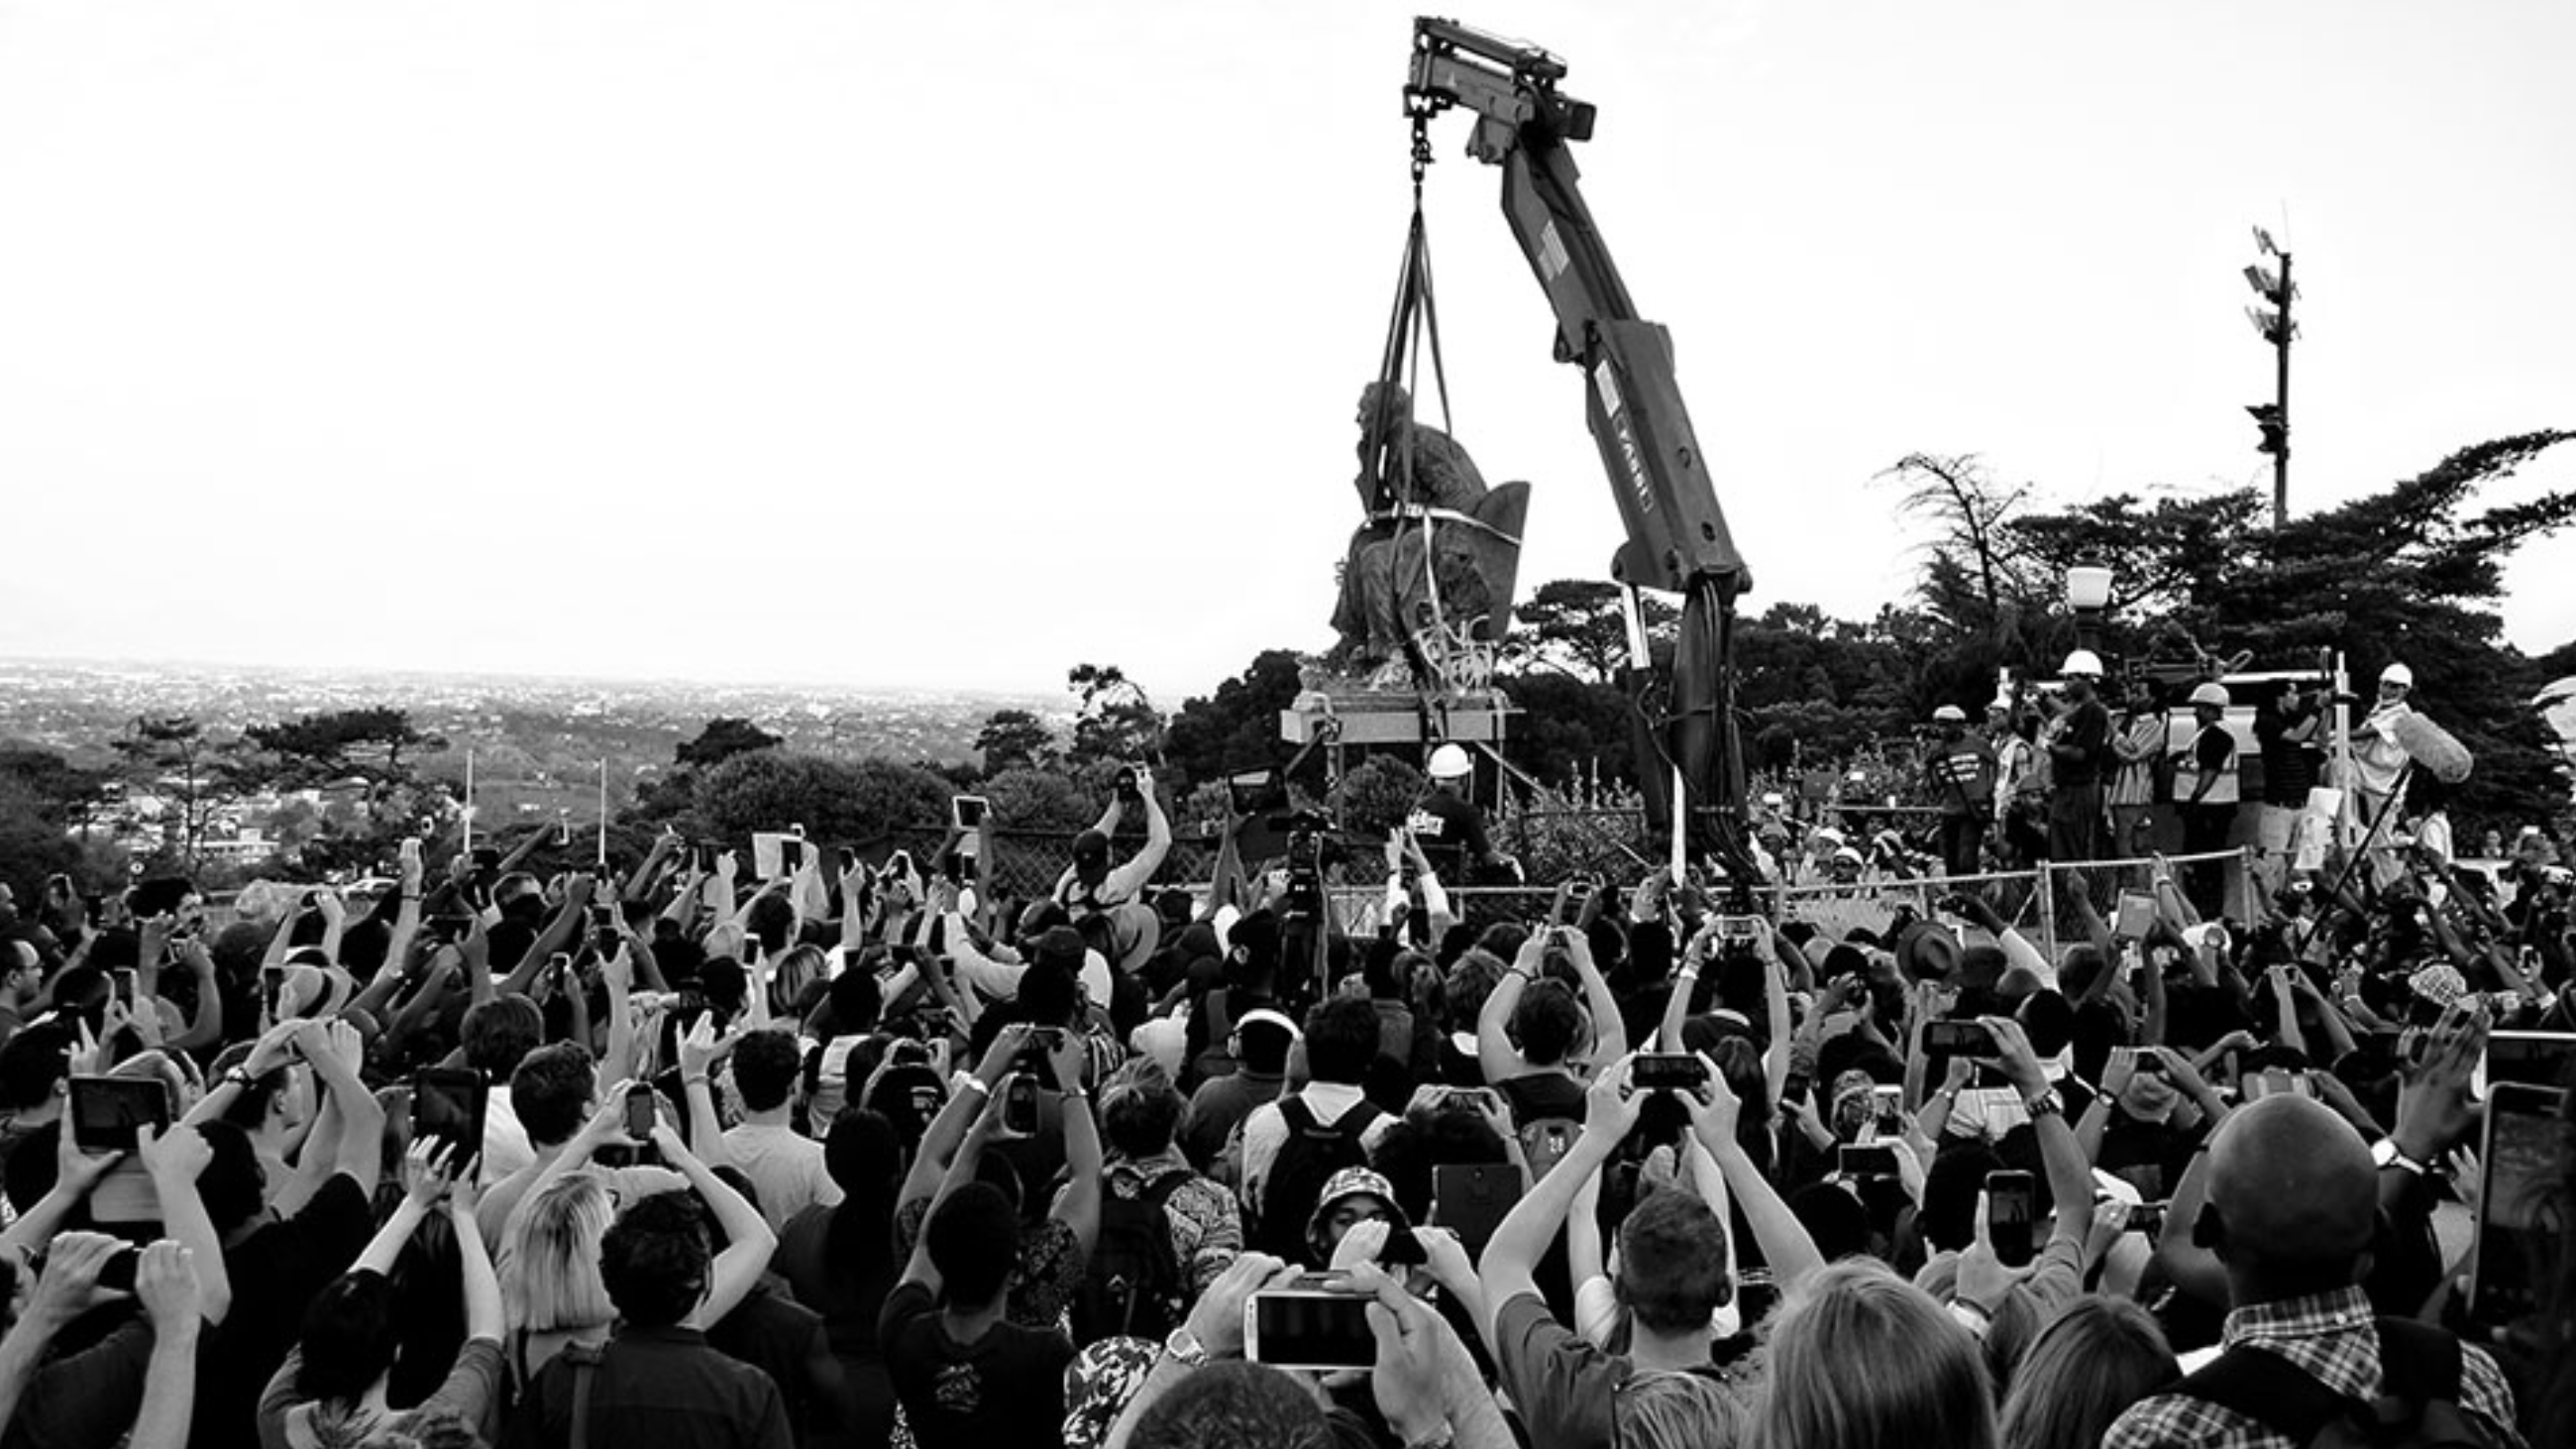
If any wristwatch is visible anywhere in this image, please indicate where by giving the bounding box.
[2371,1138,2428,1176]
[2021,1088,2065,1121]
[1162,1325,1209,1369]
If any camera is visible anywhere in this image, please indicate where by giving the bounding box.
[1269,808,1340,919]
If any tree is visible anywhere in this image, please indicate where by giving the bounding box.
[240,708,443,806]
[1163,649,1309,791]
[0,747,110,831]
[1878,453,2043,641]
[1065,663,1165,771]
[979,767,1102,835]
[111,714,230,874]
[1506,580,1676,684]
[692,750,952,845]
[676,718,783,771]
[2003,430,2576,830]
[973,710,1056,775]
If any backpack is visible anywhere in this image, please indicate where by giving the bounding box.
[1254,1096,1383,1261]
[2176,1317,2498,1449]
[1517,1116,1583,1184]
[1074,1169,1195,1343]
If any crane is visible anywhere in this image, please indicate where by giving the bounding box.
[1404,16,1760,885]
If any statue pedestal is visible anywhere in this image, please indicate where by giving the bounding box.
[1278,687,1515,746]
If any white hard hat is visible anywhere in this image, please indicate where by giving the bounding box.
[2381,662,2415,689]
[2060,649,2104,678]
[1427,742,1472,778]
[1932,705,1968,724]
[2189,682,2230,709]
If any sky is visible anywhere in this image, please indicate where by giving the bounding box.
[2,0,2571,708]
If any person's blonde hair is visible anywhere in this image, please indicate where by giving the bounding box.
[1996,1296,2176,1449]
[1617,1370,1744,1449]
[1752,1259,1994,1449]
[500,1170,615,1334]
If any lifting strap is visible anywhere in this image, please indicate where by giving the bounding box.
[1368,153,1461,655]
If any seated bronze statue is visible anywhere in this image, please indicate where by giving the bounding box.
[1330,382,1530,691]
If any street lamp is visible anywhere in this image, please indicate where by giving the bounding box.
[2067,563,2112,653]
[2245,226,2298,528]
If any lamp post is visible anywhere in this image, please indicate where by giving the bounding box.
[2067,564,2113,655]
[2245,228,2297,528]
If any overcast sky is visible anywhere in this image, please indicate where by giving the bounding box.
[2,0,2570,706]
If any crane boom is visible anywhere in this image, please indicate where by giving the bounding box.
[1406,16,1760,881]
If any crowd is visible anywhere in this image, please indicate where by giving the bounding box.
[0,746,2567,1449]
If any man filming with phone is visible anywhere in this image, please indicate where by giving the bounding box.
[1054,764,1172,965]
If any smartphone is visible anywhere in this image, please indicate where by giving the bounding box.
[1716,914,1762,947]
[623,1080,658,1141]
[2481,1032,2576,1096]
[1921,1020,1995,1059]
[2243,1068,2314,1101]
[111,968,137,1010]
[589,902,619,956]
[1429,1163,1524,1256]
[836,846,859,876]
[1563,881,1595,918]
[1244,1287,1376,1371]
[261,964,286,1021]
[1375,1227,1427,1268]
[95,1245,138,1294]
[1839,1144,1901,1179]
[2470,1082,2565,1329]
[1870,1083,1905,1129]
[2131,1051,2168,1077]
[1986,1170,2036,1270]
[409,1067,488,1172]
[951,795,990,831]
[428,913,475,946]
[1631,1054,1709,1093]
[2125,1200,2170,1239]
[1002,1072,1041,1136]
[69,1075,172,1155]
[2114,891,2157,940]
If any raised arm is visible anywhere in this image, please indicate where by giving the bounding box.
[1477,933,1545,1084]
[1684,1052,1824,1291]
[1477,1054,1641,1347]
[1048,1032,1104,1255]
[1561,927,1625,1067]
[650,1117,778,1329]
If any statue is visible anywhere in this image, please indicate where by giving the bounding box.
[1329,382,1531,691]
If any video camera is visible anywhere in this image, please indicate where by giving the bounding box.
[1268,808,1342,918]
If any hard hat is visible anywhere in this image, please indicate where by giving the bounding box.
[1427,742,1471,779]
[1931,705,1968,724]
[2189,682,2230,709]
[2381,662,2415,689]
[2060,649,2104,678]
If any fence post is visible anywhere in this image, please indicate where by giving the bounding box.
[2037,860,2060,962]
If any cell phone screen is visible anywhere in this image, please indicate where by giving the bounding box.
[1922,1020,1994,1059]
[1839,1144,1900,1178]
[2472,1084,2564,1327]
[1002,1073,1041,1136]
[70,1076,171,1155]
[624,1083,658,1140]
[409,1068,488,1171]
[1630,1054,1708,1092]
[1986,1170,2036,1269]
[1247,1291,1376,1371]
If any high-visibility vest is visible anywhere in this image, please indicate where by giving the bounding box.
[2181,724,2240,806]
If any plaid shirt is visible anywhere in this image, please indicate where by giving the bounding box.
[2104,1287,2525,1449]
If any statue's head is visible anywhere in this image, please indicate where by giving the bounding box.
[1356,381,1411,432]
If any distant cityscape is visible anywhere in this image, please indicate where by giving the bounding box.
[0,655,1065,867]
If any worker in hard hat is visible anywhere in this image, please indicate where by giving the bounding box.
[2174,681,2241,913]
[1406,742,1519,884]
[1923,704,1995,878]
[2350,661,2416,828]
[2041,650,2113,863]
